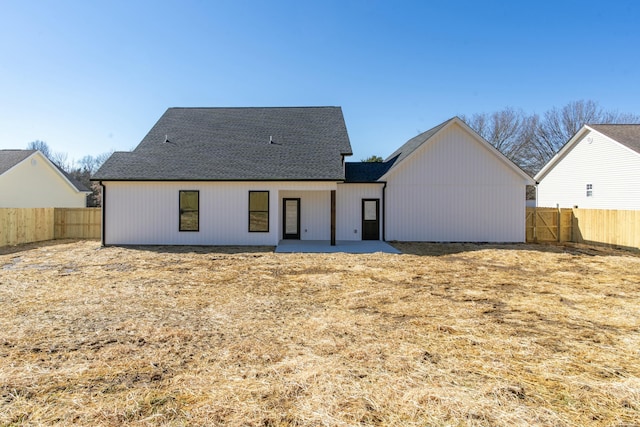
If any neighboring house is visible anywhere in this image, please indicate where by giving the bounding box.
[535,124,640,210]
[92,108,534,246]
[0,150,90,208]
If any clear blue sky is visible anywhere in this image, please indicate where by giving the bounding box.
[2,0,639,164]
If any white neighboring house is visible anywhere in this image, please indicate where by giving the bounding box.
[535,125,640,209]
[92,108,534,246]
[0,150,90,208]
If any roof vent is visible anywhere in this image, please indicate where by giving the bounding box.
[269,135,273,144]
[164,135,169,143]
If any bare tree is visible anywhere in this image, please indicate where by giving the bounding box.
[463,108,524,154]
[26,140,72,171]
[78,152,112,174]
[26,140,52,158]
[50,151,71,171]
[534,100,601,165]
[461,108,532,173]
[533,100,640,171]
[68,151,113,207]
[462,100,640,176]
[517,113,543,175]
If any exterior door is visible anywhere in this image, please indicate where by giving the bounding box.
[283,198,301,239]
[362,199,380,240]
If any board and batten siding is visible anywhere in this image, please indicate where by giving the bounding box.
[0,152,87,208]
[336,183,384,240]
[384,124,529,242]
[537,129,640,210]
[103,181,336,245]
[279,190,331,240]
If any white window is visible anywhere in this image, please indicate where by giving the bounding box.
[586,183,593,197]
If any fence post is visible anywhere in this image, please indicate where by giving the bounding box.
[532,207,537,242]
[570,209,575,243]
[557,204,561,242]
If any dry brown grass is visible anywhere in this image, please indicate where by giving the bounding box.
[1,240,639,426]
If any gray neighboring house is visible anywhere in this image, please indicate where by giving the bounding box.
[93,107,533,246]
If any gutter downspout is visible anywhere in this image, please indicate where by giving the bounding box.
[99,181,106,247]
[382,181,387,241]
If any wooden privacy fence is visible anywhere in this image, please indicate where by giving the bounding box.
[2,207,638,250]
[526,207,640,250]
[572,208,640,250]
[0,208,55,247]
[0,208,101,247]
[54,208,101,239]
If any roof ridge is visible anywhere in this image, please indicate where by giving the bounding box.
[94,107,352,181]
[589,123,640,126]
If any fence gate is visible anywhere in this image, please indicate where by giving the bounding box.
[526,207,573,243]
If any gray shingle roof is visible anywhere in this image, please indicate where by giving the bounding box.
[589,124,640,154]
[93,107,353,181]
[0,149,89,192]
[383,118,454,165]
[0,150,34,175]
[344,161,396,182]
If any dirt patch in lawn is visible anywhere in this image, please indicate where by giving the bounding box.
[1,240,639,426]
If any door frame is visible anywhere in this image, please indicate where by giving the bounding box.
[282,198,301,240]
[362,198,380,240]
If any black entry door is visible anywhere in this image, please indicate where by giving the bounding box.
[362,199,380,240]
[283,198,301,239]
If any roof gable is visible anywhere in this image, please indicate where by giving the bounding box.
[381,117,534,183]
[94,107,353,181]
[535,124,640,181]
[383,118,454,165]
[0,150,90,192]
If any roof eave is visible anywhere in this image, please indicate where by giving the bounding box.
[91,178,347,182]
[534,125,591,182]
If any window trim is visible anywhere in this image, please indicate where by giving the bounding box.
[248,190,269,232]
[179,190,200,232]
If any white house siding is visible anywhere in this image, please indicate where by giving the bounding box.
[384,125,528,242]
[537,130,640,209]
[103,181,336,245]
[279,190,331,240]
[336,183,384,240]
[0,152,87,208]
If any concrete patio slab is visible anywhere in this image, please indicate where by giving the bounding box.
[275,240,401,254]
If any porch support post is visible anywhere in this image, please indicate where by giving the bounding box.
[330,190,336,246]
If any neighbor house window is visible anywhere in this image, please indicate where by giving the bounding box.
[249,191,269,232]
[179,190,199,231]
[586,183,593,197]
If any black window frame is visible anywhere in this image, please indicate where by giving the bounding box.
[179,190,200,232]
[248,190,269,232]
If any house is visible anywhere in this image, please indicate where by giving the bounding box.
[346,117,535,242]
[0,150,90,208]
[92,107,534,246]
[535,124,640,210]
